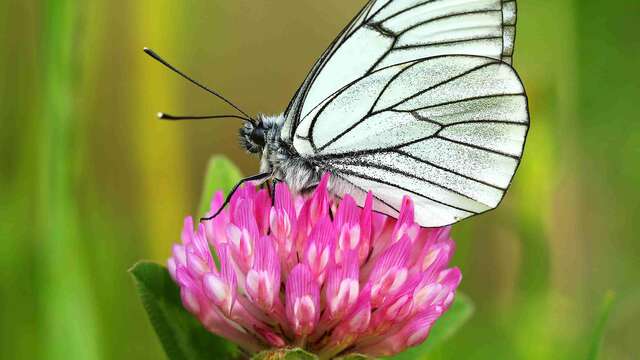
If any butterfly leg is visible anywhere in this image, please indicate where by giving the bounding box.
[268,178,281,206]
[200,172,271,221]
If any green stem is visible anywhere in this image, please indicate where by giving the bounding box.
[38,1,100,359]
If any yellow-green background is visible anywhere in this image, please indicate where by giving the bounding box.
[2,0,638,359]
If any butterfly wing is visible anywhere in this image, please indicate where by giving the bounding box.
[295,55,529,227]
[281,0,376,141]
[281,0,518,143]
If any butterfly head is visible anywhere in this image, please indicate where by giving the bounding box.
[239,114,279,154]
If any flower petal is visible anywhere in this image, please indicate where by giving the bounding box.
[286,264,320,336]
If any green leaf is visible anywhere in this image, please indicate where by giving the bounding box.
[252,348,318,360]
[198,155,244,216]
[130,261,238,360]
[388,293,474,360]
[587,291,616,360]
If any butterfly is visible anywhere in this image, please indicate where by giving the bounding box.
[145,0,529,228]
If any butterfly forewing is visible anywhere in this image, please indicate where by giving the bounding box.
[282,0,518,144]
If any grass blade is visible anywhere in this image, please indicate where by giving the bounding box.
[587,291,616,360]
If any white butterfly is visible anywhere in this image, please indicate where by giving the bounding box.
[147,0,529,228]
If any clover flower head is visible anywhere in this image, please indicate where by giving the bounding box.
[168,174,461,358]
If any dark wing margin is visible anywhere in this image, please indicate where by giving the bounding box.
[501,0,517,64]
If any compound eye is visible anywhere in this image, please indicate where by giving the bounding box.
[238,122,262,154]
[251,126,266,147]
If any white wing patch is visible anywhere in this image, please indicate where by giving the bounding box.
[394,61,523,111]
[301,29,394,121]
[301,65,407,148]
[400,137,518,189]
[414,94,527,125]
[322,111,440,154]
[294,55,528,227]
[372,56,495,111]
[438,122,527,156]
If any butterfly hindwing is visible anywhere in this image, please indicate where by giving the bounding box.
[295,55,528,227]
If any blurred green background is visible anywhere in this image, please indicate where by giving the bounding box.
[2,0,639,359]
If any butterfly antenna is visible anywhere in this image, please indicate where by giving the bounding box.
[157,112,253,122]
[143,47,255,123]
